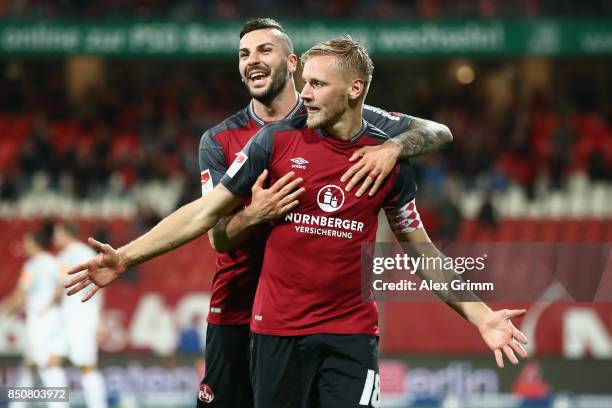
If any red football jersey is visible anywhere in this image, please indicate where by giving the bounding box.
[220,115,417,336]
[200,101,413,325]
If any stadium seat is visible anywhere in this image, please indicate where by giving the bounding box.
[50,120,80,153]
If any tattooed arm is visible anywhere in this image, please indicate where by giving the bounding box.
[384,116,452,158]
[341,116,452,197]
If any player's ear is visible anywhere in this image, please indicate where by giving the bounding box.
[287,53,298,75]
[348,78,365,101]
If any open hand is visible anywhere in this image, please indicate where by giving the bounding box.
[64,238,127,302]
[477,309,529,368]
[340,141,401,197]
[245,170,305,223]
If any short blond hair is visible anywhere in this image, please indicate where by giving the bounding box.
[301,35,374,99]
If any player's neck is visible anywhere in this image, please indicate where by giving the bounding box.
[65,238,77,248]
[251,82,299,122]
[29,248,44,257]
[324,107,363,141]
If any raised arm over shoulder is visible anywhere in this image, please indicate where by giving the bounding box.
[385,116,452,158]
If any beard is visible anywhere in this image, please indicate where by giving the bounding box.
[306,100,346,129]
[243,61,290,105]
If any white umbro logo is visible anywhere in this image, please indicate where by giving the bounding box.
[290,157,309,170]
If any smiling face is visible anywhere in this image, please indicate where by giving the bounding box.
[300,55,353,129]
[238,28,296,104]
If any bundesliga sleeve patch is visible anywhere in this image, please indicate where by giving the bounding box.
[393,198,422,233]
[200,169,214,197]
[226,151,248,178]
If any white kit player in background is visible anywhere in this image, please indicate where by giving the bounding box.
[53,221,108,408]
[0,225,69,408]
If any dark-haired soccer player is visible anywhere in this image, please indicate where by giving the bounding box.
[66,36,527,408]
[196,18,451,407]
[0,225,69,408]
[54,221,108,408]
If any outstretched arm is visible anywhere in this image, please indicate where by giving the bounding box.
[65,185,243,301]
[0,268,31,317]
[381,161,526,368]
[208,170,304,253]
[0,282,25,317]
[68,121,281,300]
[342,116,452,197]
[388,218,528,368]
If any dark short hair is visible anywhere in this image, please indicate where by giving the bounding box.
[240,18,285,38]
[32,222,54,250]
[56,219,80,238]
[239,18,294,53]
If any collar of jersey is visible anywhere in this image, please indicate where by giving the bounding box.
[316,118,368,144]
[247,93,303,126]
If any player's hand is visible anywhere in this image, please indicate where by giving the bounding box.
[341,140,401,197]
[64,238,128,302]
[244,170,305,224]
[476,309,529,368]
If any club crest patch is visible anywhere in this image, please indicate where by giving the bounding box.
[198,384,214,403]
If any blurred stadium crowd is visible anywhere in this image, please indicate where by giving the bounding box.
[2,0,612,19]
[0,56,610,241]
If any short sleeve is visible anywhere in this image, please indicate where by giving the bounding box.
[362,105,413,138]
[199,130,228,197]
[220,126,274,197]
[18,268,31,290]
[383,162,422,233]
[52,258,64,282]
